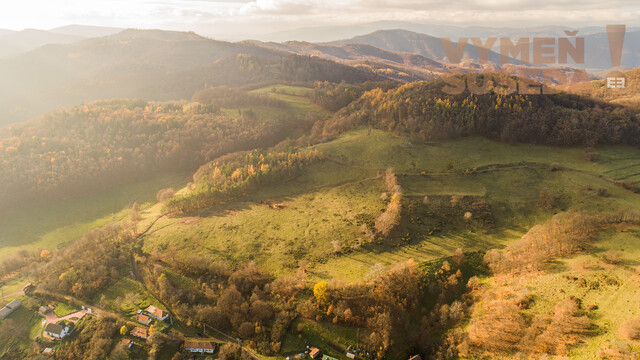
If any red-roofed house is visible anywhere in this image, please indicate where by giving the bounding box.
[145,305,169,321]
[184,340,215,354]
[137,314,152,325]
[131,327,148,340]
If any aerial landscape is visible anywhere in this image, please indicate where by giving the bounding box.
[1,1,640,359]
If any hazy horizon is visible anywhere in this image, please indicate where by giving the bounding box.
[2,0,640,41]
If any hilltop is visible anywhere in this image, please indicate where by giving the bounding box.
[319,73,640,146]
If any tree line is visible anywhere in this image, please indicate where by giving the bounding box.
[163,147,323,214]
[314,73,640,147]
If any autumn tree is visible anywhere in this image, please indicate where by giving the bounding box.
[313,281,329,304]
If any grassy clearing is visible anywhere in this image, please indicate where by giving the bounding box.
[281,318,367,358]
[96,277,164,317]
[0,172,188,258]
[53,302,78,317]
[0,275,28,302]
[145,178,386,275]
[219,85,330,139]
[250,85,328,117]
[315,128,640,178]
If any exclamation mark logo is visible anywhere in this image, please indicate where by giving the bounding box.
[606,24,626,68]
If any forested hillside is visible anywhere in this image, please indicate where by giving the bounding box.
[0,99,290,210]
[318,73,640,146]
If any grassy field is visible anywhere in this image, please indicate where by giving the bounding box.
[0,275,28,302]
[491,227,640,359]
[96,277,165,318]
[53,301,78,317]
[141,128,640,281]
[0,299,43,355]
[217,85,331,139]
[250,85,326,117]
[0,172,189,258]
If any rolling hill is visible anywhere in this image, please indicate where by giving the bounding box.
[0,29,381,126]
[320,73,640,146]
[0,29,84,58]
[2,78,640,359]
[561,67,640,108]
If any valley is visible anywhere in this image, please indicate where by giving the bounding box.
[0,23,640,360]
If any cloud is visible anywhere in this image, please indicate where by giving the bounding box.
[0,0,639,37]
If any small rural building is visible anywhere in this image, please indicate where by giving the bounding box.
[309,347,321,359]
[183,340,215,354]
[137,314,152,325]
[39,305,53,316]
[121,339,133,349]
[145,305,169,321]
[44,323,70,339]
[346,352,356,359]
[42,348,55,355]
[0,299,21,319]
[131,326,149,340]
[322,355,339,360]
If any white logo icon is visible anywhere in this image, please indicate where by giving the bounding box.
[607,77,626,89]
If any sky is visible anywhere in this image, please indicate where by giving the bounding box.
[2,0,640,40]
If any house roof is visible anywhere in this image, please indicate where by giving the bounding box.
[45,323,65,335]
[138,314,151,322]
[184,340,215,350]
[131,327,148,339]
[121,339,132,345]
[322,355,339,360]
[5,299,21,309]
[310,348,321,357]
[145,305,168,319]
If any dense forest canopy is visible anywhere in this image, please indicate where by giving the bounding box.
[317,73,640,146]
[0,99,290,211]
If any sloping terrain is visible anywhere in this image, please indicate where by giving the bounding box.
[0,29,380,126]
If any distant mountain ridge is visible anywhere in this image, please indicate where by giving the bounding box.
[49,24,122,38]
[329,28,640,70]
[0,25,123,58]
[328,29,521,65]
[0,29,83,58]
[260,20,640,43]
[0,29,382,126]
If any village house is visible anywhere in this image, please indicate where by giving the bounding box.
[183,340,215,354]
[309,347,321,359]
[322,355,339,360]
[0,299,21,319]
[137,314,152,325]
[44,322,70,340]
[42,348,55,356]
[145,305,169,321]
[39,305,53,316]
[131,326,149,340]
[121,339,133,349]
